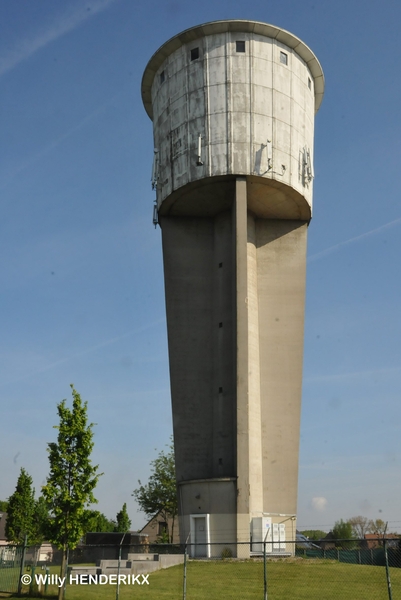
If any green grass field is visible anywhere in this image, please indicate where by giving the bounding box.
[2,559,400,599]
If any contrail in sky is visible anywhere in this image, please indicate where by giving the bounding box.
[0,319,166,387]
[308,216,401,262]
[0,93,120,190]
[0,0,119,78]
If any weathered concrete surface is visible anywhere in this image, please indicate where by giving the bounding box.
[143,21,323,218]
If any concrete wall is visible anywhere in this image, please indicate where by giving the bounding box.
[161,213,235,483]
[257,219,307,515]
[178,479,237,545]
[160,181,307,544]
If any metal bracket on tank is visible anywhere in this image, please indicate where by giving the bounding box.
[196,134,203,166]
[151,148,159,189]
[266,140,272,172]
[266,140,287,177]
[256,140,273,176]
[271,164,287,177]
[152,201,159,228]
[302,146,314,185]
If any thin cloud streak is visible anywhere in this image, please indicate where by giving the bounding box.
[0,0,119,78]
[304,365,401,384]
[0,94,121,190]
[308,216,401,262]
[0,318,166,387]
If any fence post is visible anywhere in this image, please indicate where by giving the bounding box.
[45,566,49,594]
[263,530,269,600]
[183,532,190,600]
[17,535,27,595]
[383,539,393,600]
[116,532,127,600]
[29,566,36,596]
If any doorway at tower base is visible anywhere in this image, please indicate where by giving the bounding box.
[178,478,237,557]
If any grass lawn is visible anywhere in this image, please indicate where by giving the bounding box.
[0,567,20,594]
[2,558,401,599]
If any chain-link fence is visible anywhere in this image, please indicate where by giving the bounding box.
[0,544,24,594]
[1,538,400,598]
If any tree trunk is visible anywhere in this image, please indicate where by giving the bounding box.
[58,544,68,600]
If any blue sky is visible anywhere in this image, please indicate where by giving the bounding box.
[1,0,400,533]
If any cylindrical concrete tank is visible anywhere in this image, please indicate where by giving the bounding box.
[142,21,324,554]
[142,20,323,220]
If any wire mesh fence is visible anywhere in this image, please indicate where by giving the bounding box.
[0,544,24,594]
[0,538,400,598]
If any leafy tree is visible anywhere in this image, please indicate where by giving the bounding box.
[0,500,8,511]
[132,441,177,543]
[42,385,101,600]
[115,503,131,533]
[155,529,170,544]
[368,518,386,535]
[32,495,51,544]
[332,519,354,548]
[300,529,326,541]
[5,468,36,544]
[348,515,371,538]
[82,510,116,533]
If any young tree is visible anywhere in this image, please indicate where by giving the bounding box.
[300,529,326,541]
[369,518,386,535]
[5,468,35,544]
[332,519,354,548]
[115,503,131,533]
[348,515,370,538]
[32,496,51,544]
[132,441,177,543]
[42,385,101,600]
[83,510,116,533]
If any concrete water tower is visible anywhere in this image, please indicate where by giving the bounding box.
[141,20,324,556]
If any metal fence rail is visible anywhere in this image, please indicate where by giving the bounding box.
[0,538,399,598]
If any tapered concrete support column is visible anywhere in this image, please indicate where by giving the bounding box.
[234,178,250,544]
[235,179,264,550]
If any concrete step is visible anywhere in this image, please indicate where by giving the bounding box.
[127,553,158,561]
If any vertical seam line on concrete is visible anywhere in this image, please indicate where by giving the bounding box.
[271,40,275,177]
[185,46,190,185]
[290,47,293,188]
[227,32,233,174]
[204,35,211,178]
[167,57,174,195]
[249,36,253,177]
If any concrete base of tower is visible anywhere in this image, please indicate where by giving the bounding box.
[177,478,297,558]
[177,478,238,556]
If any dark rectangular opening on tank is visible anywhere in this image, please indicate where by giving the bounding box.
[160,70,165,84]
[236,41,245,53]
[280,51,288,65]
[190,47,199,61]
